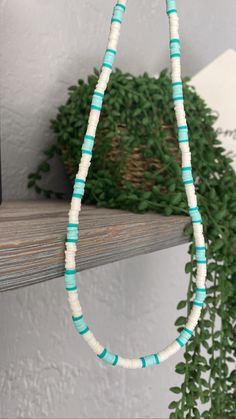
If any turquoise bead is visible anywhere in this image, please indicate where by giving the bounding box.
[166,0,177,14]
[116,3,126,11]
[182,168,193,184]
[189,207,202,223]
[84,135,94,142]
[170,41,180,58]
[65,270,77,291]
[172,82,183,101]
[194,289,206,305]
[112,5,124,24]
[67,226,78,243]
[178,126,188,143]
[82,150,92,155]
[98,349,119,366]
[193,301,204,307]
[196,247,206,261]
[176,329,192,347]
[73,180,85,198]
[166,0,176,12]
[73,315,89,335]
[103,49,116,70]
[82,138,94,154]
[141,354,160,368]
[91,91,104,111]
[184,327,193,336]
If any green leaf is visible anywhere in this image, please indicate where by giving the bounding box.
[38,161,50,172]
[175,316,186,326]
[168,401,178,409]
[177,300,187,310]
[170,192,182,205]
[185,262,192,273]
[229,217,236,229]
[138,201,148,211]
[175,362,186,374]
[170,386,181,394]
[27,180,35,188]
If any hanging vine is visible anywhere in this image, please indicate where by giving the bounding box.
[28,69,236,418]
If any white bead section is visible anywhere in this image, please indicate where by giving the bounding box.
[158,340,180,363]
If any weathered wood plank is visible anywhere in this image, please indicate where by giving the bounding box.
[0,201,190,291]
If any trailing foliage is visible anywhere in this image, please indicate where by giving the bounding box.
[29,69,236,418]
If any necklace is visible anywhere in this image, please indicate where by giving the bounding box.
[64,0,207,369]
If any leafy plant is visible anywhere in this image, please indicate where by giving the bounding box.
[28,69,236,418]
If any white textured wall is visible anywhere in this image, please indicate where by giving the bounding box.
[0,246,189,419]
[1,1,235,418]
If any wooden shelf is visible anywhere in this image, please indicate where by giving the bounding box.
[0,201,190,292]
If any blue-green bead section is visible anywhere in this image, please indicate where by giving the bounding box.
[82,149,92,155]
[170,41,180,58]
[166,0,177,14]
[171,53,181,58]
[178,126,188,143]
[103,48,116,70]
[97,348,118,366]
[67,225,78,243]
[178,125,188,130]
[73,315,89,335]
[196,247,206,262]
[193,301,204,307]
[116,3,126,11]
[65,270,77,291]
[111,4,125,24]
[82,137,94,155]
[176,337,184,347]
[140,354,160,368]
[184,327,193,336]
[113,354,119,366]
[194,289,206,306]
[176,328,192,347]
[75,179,85,184]
[189,207,202,223]
[103,63,112,70]
[112,18,122,24]
[167,8,177,14]
[172,81,183,101]
[170,39,180,44]
[140,357,146,368]
[182,167,193,185]
[84,135,94,142]
[73,180,85,199]
[91,91,104,111]
[98,348,107,359]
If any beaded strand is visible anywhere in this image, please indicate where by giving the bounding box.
[64,0,207,369]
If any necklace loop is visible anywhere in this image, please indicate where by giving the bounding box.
[64,0,207,369]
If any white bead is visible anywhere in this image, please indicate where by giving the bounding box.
[158,340,180,362]
[182,151,191,167]
[84,332,104,355]
[185,184,197,208]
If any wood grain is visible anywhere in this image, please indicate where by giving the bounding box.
[0,201,190,292]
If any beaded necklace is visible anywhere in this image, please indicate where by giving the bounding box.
[64,0,207,369]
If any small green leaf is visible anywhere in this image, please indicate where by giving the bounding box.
[170,386,181,394]
[177,300,187,310]
[175,316,186,326]
[168,401,178,409]
[175,362,186,374]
